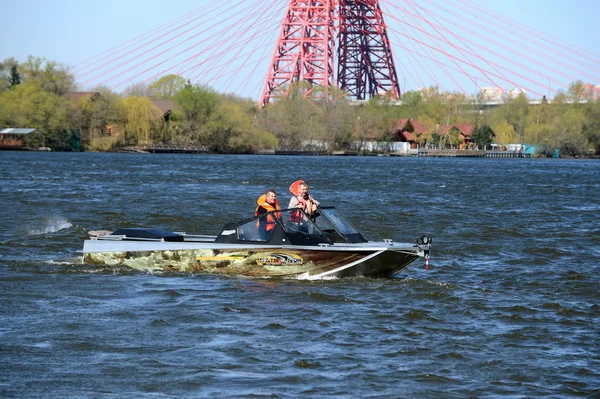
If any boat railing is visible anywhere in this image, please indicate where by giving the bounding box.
[95,235,163,242]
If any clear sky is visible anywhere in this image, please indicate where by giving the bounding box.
[2,0,599,99]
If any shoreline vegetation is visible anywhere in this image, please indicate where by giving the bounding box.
[1,56,600,158]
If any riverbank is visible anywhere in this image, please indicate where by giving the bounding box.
[3,146,599,159]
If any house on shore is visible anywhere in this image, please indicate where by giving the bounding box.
[392,118,429,149]
[151,99,180,122]
[438,123,475,149]
[0,128,41,150]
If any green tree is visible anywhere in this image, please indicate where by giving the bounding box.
[440,127,462,148]
[68,87,124,150]
[567,80,586,104]
[173,83,219,143]
[19,56,74,95]
[550,108,589,156]
[320,88,354,150]
[351,99,391,152]
[500,91,529,143]
[398,90,423,118]
[0,80,72,149]
[417,114,437,147]
[471,124,494,148]
[257,82,325,149]
[492,120,518,145]
[8,65,21,87]
[525,98,552,145]
[421,86,446,124]
[0,58,20,92]
[121,96,163,146]
[148,74,187,99]
[207,101,277,153]
[582,99,600,154]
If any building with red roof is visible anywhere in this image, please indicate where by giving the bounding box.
[392,118,429,148]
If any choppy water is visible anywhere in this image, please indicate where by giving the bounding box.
[0,152,598,398]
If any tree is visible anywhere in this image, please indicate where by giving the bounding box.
[470,91,490,129]
[320,87,354,150]
[68,87,124,150]
[398,90,423,118]
[525,99,552,145]
[440,127,462,148]
[421,86,446,124]
[121,96,163,146]
[19,56,74,95]
[8,65,21,87]
[0,80,73,149]
[148,74,187,99]
[207,101,277,153]
[350,99,393,152]
[567,80,586,104]
[500,91,529,143]
[492,120,518,145]
[256,82,325,149]
[582,99,600,154]
[0,57,20,92]
[471,124,494,148]
[123,82,150,98]
[550,108,589,156]
[173,83,219,143]
[417,115,437,147]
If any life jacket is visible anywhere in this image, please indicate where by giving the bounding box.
[296,196,316,215]
[255,194,281,231]
[288,180,316,223]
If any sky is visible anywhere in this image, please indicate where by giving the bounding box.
[2,0,599,100]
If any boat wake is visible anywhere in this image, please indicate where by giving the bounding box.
[27,217,72,235]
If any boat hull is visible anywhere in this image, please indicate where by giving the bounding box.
[82,241,422,279]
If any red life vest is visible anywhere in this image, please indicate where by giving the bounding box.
[297,196,316,215]
[288,180,316,222]
[255,194,281,231]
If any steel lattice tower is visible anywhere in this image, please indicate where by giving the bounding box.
[260,0,400,107]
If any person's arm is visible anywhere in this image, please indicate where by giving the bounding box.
[288,196,300,209]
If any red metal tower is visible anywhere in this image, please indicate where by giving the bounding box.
[260,0,400,107]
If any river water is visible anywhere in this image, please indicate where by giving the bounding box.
[0,152,598,398]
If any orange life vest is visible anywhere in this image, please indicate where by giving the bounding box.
[255,194,281,231]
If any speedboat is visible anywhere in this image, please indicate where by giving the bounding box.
[82,207,432,279]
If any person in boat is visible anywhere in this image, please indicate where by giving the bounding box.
[288,180,320,223]
[255,189,281,240]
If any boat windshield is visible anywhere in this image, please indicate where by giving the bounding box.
[315,207,368,243]
[227,207,367,244]
[280,209,327,237]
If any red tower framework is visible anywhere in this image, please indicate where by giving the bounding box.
[260,0,400,107]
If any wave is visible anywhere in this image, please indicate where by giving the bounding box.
[26,217,72,235]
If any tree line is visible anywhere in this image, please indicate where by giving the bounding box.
[1,56,599,156]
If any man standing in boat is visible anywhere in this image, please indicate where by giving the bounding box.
[288,180,320,220]
[255,189,281,240]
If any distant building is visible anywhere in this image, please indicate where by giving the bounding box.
[0,128,39,150]
[480,87,503,102]
[594,85,600,100]
[392,118,429,149]
[506,88,526,98]
[437,123,475,149]
[151,99,180,122]
[582,83,595,100]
